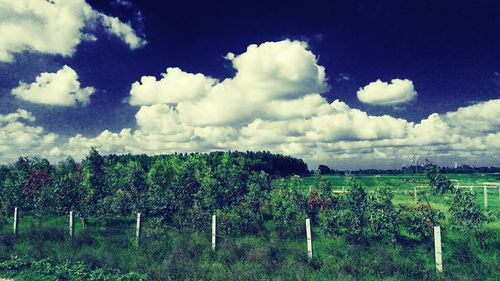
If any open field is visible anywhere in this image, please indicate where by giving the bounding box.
[0,173,499,280]
[299,173,500,214]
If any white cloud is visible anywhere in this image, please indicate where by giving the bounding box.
[100,14,146,49]
[0,40,498,169]
[12,65,95,106]
[357,79,417,106]
[0,0,145,62]
[129,67,217,105]
[0,109,57,162]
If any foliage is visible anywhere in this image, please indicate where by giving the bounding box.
[366,187,399,241]
[269,178,307,235]
[400,204,444,240]
[81,147,106,224]
[0,256,150,281]
[424,160,453,194]
[449,189,486,232]
[341,176,369,241]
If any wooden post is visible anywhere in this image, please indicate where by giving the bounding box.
[69,211,75,238]
[413,186,417,202]
[484,185,488,208]
[136,213,142,245]
[469,186,473,193]
[434,226,443,273]
[211,215,216,252]
[305,218,313,261]
[13,207,19,236]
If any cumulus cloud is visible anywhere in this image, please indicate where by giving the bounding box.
[357,79,417,106]
[11,65,95,106]
[129,68,218,105]
[0,40,498,169]
[0,0,145,62]
[130,40,329,126]
[0,109,57,162]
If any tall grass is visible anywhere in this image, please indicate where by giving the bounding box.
[0,214,498,281]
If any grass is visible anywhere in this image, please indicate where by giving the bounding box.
[0,173,498,280]
[299,173,500,214]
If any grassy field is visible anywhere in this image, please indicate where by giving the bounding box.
[0,173,498,280]
[299,173,500,214]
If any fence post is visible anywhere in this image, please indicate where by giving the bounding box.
[413,186,418,202]
[136,213,142,245]
[69,211,75,238]
[498,185,499,201]
[13,207,19,236]
[434,226,443,273]
[483,185,488,208]
[211,215,216,252]
[305,218,313,261]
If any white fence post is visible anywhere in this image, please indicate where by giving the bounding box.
[413,186,418,202]
[212,215,216,252]
[136,213,142,245]
[305,218,313,261]
[434,226,443,273]
[13,207,19,236]
[69,211,75,238]
[484,185,488,208]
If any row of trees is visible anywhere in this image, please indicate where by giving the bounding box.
[317,164,500,175]
[0,150,308,228]
[0,150,490,242]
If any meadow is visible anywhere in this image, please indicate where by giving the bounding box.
[0,172,498,281]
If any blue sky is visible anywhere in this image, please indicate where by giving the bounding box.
[0,0,499,169]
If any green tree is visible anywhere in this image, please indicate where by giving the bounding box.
[341,176,368,241]
[449,189,486,232]
[80,147,105,227]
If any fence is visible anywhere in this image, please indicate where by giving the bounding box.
[5,209,494,276]
[1,183,498,277]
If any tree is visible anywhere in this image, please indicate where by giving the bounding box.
[424,160,453,194]
[52,157,83,214]
[341,176,368,241]
[449,189,486,232]
[366,187,399,241]
[317,165,331,175]
[80,147,105,227]
[270,177,307,236]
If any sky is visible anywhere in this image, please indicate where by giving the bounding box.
[0,0,499,169]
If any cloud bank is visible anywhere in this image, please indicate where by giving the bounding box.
[0,40,498,168]
[0,0,145,62]
[357,79,417,106]
[12,65,95,106]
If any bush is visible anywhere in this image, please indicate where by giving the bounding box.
[449,189,486,232]
[400,204,444,240]
[269,178,307,236]
[366,187,399,241]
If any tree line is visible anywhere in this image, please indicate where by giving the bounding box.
[0,149,490,242]
[317,164,500,175]
[0,149,306,227]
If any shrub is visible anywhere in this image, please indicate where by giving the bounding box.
[449,189,486,232]
[400,204,444,240]
[366,187,399,241]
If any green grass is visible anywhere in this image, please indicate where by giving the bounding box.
[0,212,498,280]
[299,173,500,214]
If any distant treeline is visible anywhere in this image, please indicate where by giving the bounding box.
[317,164,500,175]
[103,150,309,177]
